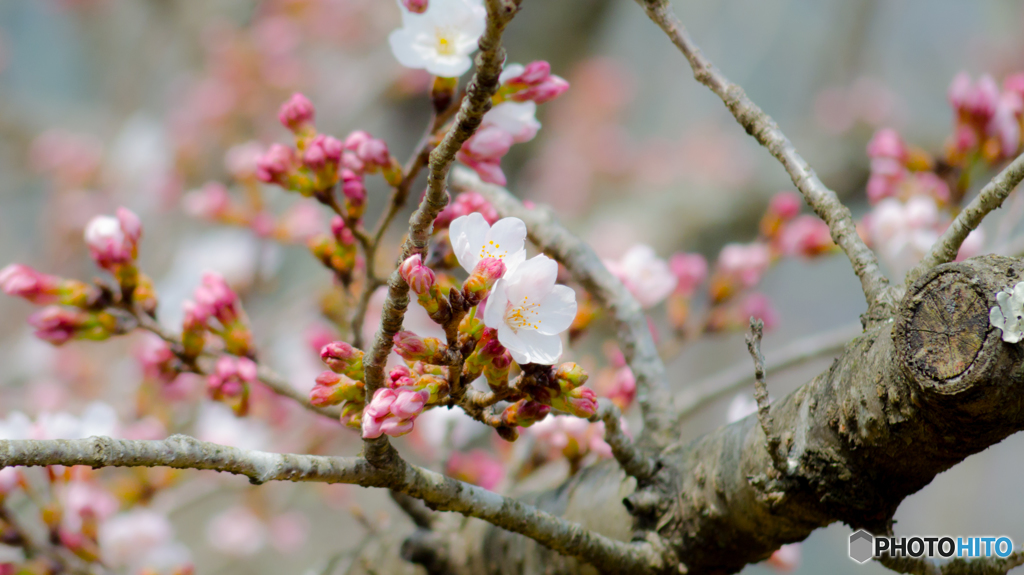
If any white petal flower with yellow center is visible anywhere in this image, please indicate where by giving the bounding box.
[449,213,527,275]
[484,254,577,365]
[388,0,486,78]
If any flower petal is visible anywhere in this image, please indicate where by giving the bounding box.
[483,279,509,330]
[388,30,427,70]
[497,321,530,364]
[534,284,577,335]
[484,217,527,262]
[515,329,563,365]
[450,212,489,273]
[506,255,558,304]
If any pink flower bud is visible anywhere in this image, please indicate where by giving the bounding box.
[309,371,364,406]
[303,134,342,171]
[401,0,428,13]
[390,388,429,419]
[506,61,551,86]
[606,366,636,410]
[463,257,506,300]
[1005,73,1024,98]
[208,356,256,414]
[277,93,315,132]
[948,71,973,111]
[551,386,598,418]
[866,128,907,161]
[393,330,444,362]
[193,272,239,324]
[501,399,551,428]
[341,169,367,215]
[28,306,91,345]
[0,264,62,305]
[320,341,365,379]
[668,253,707,296]
[356,138,391,170]
[512,75,570,104]
[378,417,415,437]
[399,255,436,295]
[364,388,397,423]
[554,362,588,389]
[388,365,418,389]
[84,208,142,269]
[343,130,371,151]
[457,154,507,186]
[256,144,297,185]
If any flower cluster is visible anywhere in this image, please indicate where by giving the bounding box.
[947,72,1024,164]
[306,213,594,440]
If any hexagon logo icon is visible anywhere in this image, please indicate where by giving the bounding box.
[849,530,874,564]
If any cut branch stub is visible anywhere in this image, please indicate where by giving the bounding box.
[896,257,1020,399]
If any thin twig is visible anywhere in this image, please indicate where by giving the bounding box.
[672,322,860,422]
[451,168,674,447]
[907,151,1024,285]
[745,319,784,473]
[634,0,891,312]
[0,435,669,573]
[590,400,657,481]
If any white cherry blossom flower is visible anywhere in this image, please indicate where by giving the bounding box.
[484,254,577,364]
[388,0,486,78]
[449,213,527,275]
[603,244,677,309]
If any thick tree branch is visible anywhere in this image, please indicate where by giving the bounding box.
[907,151,1024,285]
[877,551,1024,575]
[0,435,668,573]
[634,0,891,312]
[451,168,674,447]
[625,255,1024,573]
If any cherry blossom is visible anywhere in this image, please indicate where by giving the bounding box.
[388,0,486,78]
[483,254,577,365]
[449,213,527,275]
[603,244,677,309]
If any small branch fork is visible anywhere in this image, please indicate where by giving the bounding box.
[745,318,786,474]
[450,168,674,447]
[907,151,1024,286]
[0,435,672,574]
[634,0,891,313]
[590,400,658,481]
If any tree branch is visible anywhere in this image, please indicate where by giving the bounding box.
[591,400,657,481]
[744,318,784,474]
[877,551,1024,575]
[361,1,518,462]
[450,168,674,447]
[0,435,669,573]
[634,0,891,312]
[907,151,1024,285]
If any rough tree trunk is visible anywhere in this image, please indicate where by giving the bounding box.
[348,255,1024,575]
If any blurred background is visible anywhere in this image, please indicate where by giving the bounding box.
[2,0,1024,573]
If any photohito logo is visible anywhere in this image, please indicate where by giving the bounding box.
[848,530,1015,564]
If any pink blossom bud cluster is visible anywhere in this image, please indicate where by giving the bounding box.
[208,356,256,416]
[310,341,368,429]
[709,242,771,303]
[497,61,570,105]
[398,254,448,320]
[255,93,399,206]
[181,272,253,358]
[947,71,1024,163]
[308,216,359,282]
[516,362,597,419]
[361,387,430,439]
